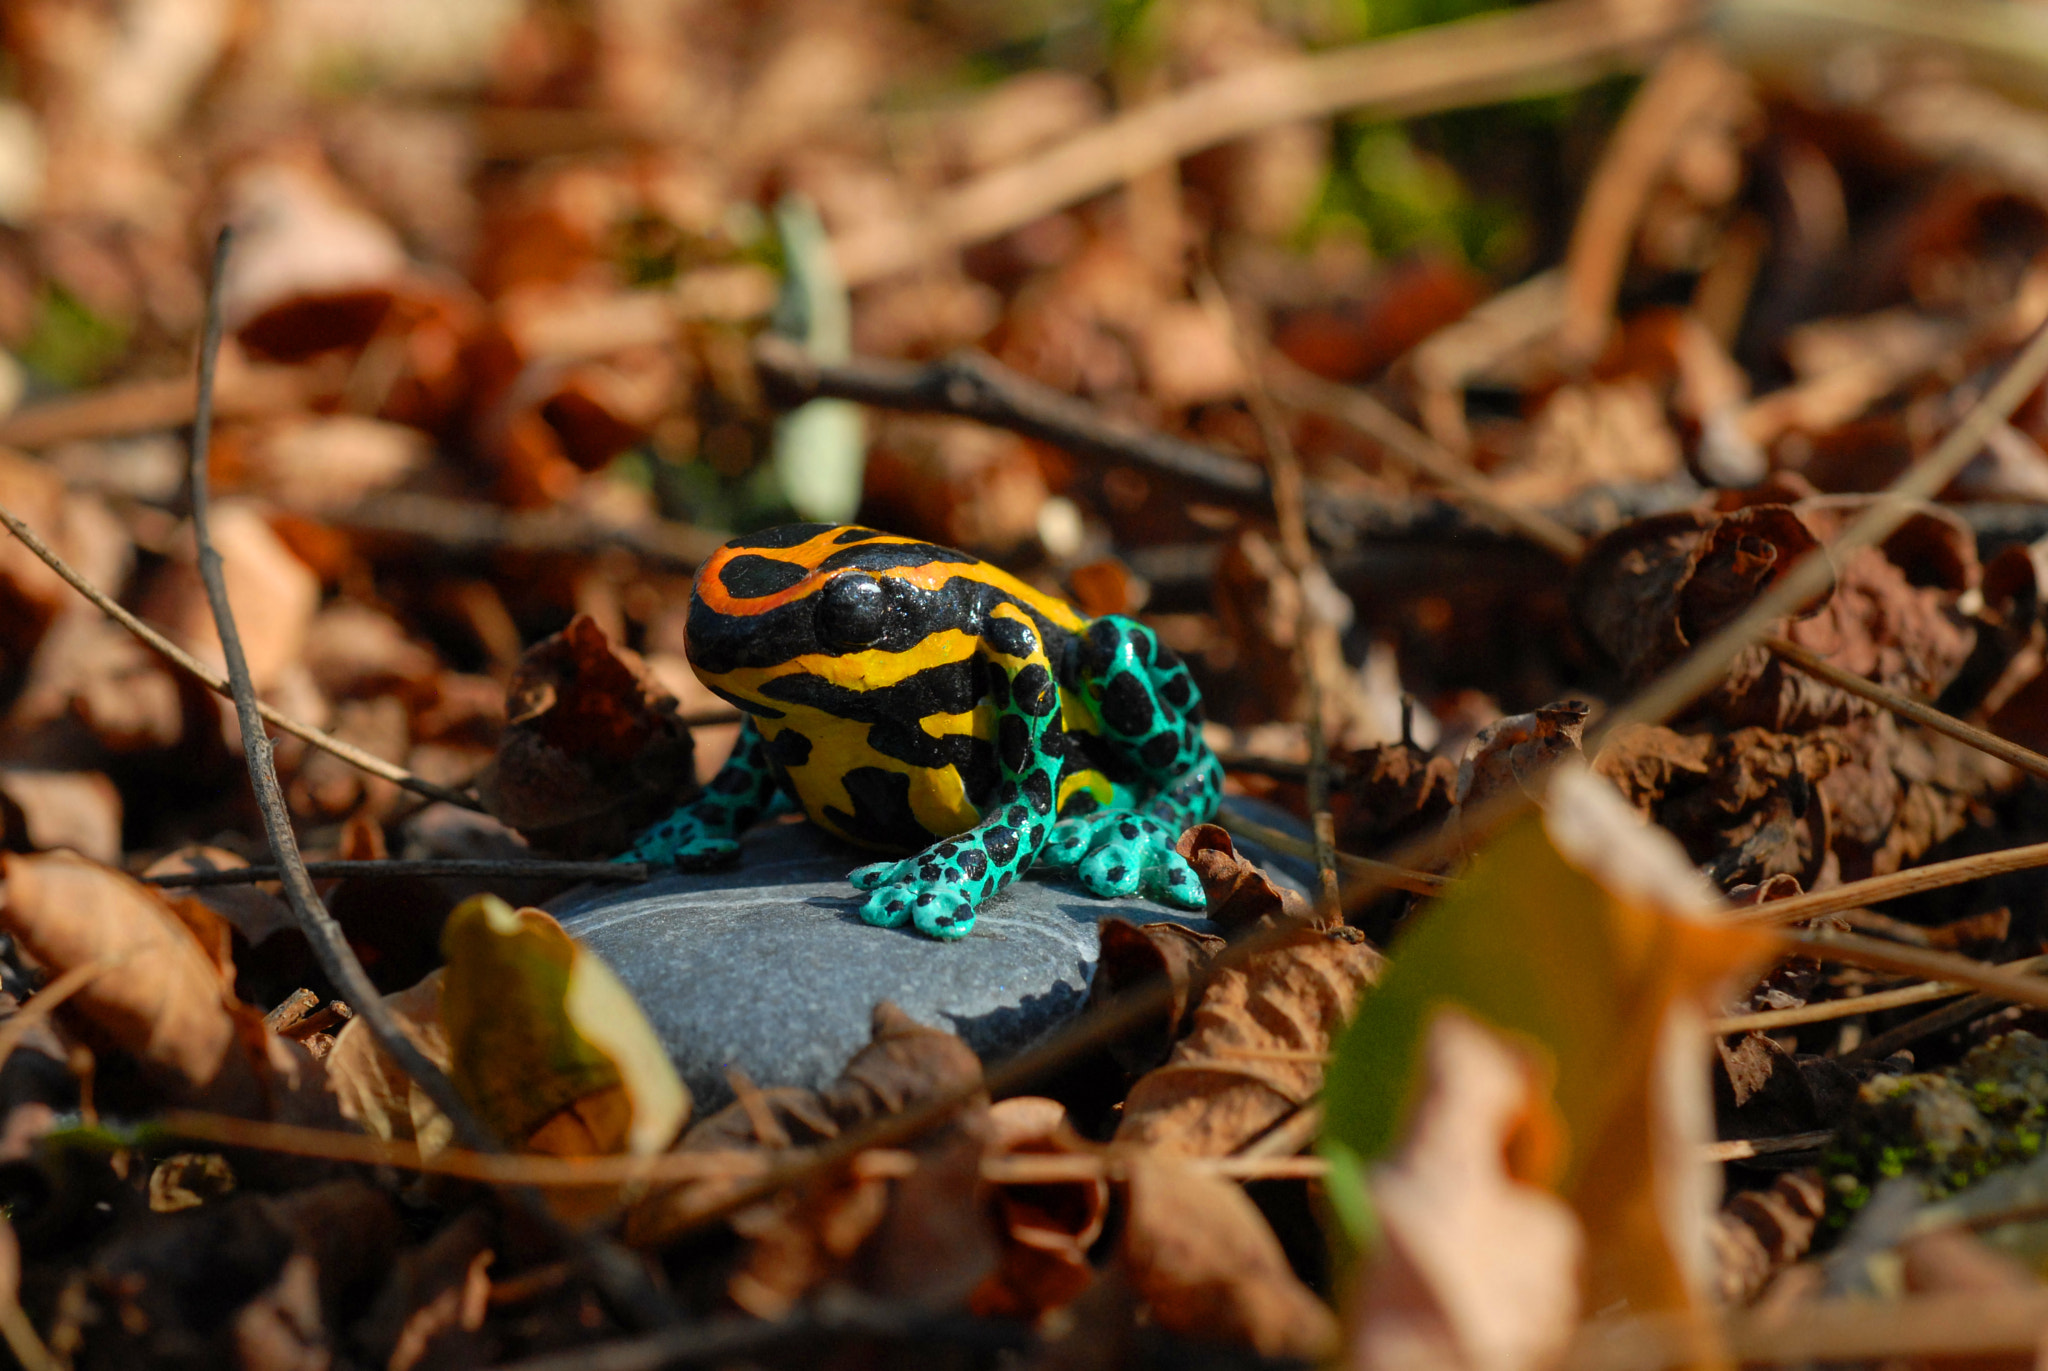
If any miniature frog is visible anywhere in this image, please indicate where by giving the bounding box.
[621,523,1223,940]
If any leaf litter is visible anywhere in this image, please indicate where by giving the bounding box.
[17,1,2048,1367]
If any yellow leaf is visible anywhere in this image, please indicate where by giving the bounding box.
[1323,767,1780,1314]
[440,895,688,1156]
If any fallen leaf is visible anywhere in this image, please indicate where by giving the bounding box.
[0,851,330,1121]
[1116,828,1381,1156]
[439,894,687,1157]
[1118,1151,1337,1360]
[1322,766,1780,1317]
[971,1096,1108,1320]
[324,972,452,1154]
[0,768,121,862]
[137,501,320,696]
[1086,918,1225,1075]
[477,615,696,857]
[1345,1010,1583,1371]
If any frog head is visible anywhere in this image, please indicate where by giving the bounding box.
[685,523,990,710]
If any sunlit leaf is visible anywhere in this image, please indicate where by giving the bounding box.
[440,894,687,1156]
[1322,767,1780,1313]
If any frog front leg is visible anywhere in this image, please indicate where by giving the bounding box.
[618,716,791,869]
[847,606,1063,940]
[1042,617,1220,909]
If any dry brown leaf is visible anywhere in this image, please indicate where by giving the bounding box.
[0,768,121,862]
[0,851,329,1121]
[1118,1152,1337,1360]
[1117,830,1381,1155]
[971,1096,1108,1321]
[1086,918,1225,1075]
[325,971,452,1155]
[1171,823,1312,932]
[628,1005,988,1270]
[138,501,320,697]
[477,614,695,857]
[1345,1010,1583,1371]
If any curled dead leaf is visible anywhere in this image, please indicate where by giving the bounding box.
[971,1096,1108,1321]
[1087,918,1225,1075]
[1119,1152,1337,1360]
[1118,834,1382,1155]
[478,615,696,857]
[0,851,330,1122]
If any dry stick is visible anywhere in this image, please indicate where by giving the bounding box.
[1557,41,1734,359]
[146,858,650,889]
[177,231,674,1332]
[754,335,1274,505]
[1217,802,1449,897]
[1845,989,2012,1064]
[1767,634,2048,780]
[1262,356,1590,561]
[832,0,1687,287]
[1783,932,2048,1012]
[1732,839,2048,927]
[1570,1291,2048,1371]
[0,957,122,1079]
[0,360,312,450]
[1203,276,1343,918]
[0,501,483,813]
[1708,953,2048,1035]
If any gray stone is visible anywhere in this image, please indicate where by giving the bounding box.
[551,806,1311,1112]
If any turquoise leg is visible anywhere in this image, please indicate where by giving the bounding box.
[1041,617,1219,910]
[848,610,1065,940]
[617,717,787,869]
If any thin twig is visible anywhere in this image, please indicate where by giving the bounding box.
[1843,988,2013,1064]
[0,499,484,813]
[1201,274,1343,919]
[1557,42,1735,359]
[755,335,1274,503]
[1732,840,2048,926]
[1263,355,1590,561]
[1783,932,2048,1012]
[1708,953,2048,1034]
[145,858,650,889]
[1767,635,2048,781]
[831,0,1687,286]
[1569,1291,2048,1371]
[1216,801,1449,897]
[0,359,313,450]
[0,957,122,1079]
[1700,1130,1835,1163]
[178,231,673,1331]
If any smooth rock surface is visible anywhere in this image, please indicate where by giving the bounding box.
[552,809,1310,1112]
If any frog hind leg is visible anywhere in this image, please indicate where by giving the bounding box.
[617,716,790,868]
[848,607,1064,940]
[1043,617,1220,910]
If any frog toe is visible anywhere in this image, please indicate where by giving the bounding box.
[1041,819,1093,866]
[910,887,978,940]
[1145,853,1207,910]
[1078,844,1146,898]
[848,858,906,891]
[860,885,915,928]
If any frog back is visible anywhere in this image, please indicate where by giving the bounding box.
[686,523,1113,851]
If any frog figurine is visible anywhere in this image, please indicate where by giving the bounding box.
[620,522,1223,940]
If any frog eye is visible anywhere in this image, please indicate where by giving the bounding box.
[814,573,891,650]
